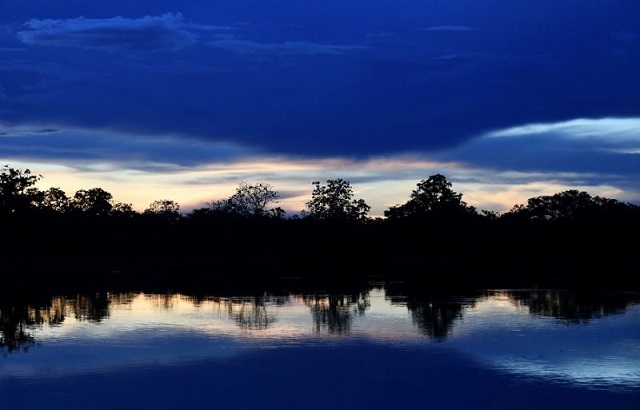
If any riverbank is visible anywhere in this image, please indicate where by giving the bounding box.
[3,247,638,298]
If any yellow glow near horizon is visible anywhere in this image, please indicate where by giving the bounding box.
[3,116,638,216]
[2,154,635,218]
[4,156,460,215]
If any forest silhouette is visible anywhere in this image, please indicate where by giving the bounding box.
[1,164,638,293]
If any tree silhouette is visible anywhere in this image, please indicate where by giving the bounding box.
[0,165,42,215]
[71,188,114,216]
[110,202,138,218]
[304,179,370,221]
[38,187,70,213]
[228,182,282,218]
[144,199,180,222]
[504,189,638,223]
[205,182,284,218]
[0,163,638,291]
[385,174,476,219]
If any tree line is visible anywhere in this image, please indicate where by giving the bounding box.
[3,164,637,222]
[1,164,638,290]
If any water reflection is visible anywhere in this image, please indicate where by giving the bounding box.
[508,289,635,323]
[304,292,370,334]
[1,285,639,401]
[69,292,111,322]
[2,287,639,354]
[0,297,64,353]
[0,308,35,353]
[384,286,483,340]
[216,295,286,330]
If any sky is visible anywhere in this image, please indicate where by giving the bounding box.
[1,1,638,217]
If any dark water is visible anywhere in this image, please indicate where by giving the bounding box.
[1,285,639,409]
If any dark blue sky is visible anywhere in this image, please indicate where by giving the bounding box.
[0,1,638,214]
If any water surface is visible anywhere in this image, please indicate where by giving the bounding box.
[1,286,639,409]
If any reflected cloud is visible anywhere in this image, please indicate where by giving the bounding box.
[449,291,640,391]
[2,287,639,391]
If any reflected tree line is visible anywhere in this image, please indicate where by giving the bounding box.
[2,287,639,354]
[215,295,286,330]
[1,164,639,291]
[382,283,484,340]
[303,292,370,334]
[0,292,120,353]
[508,290,635,324]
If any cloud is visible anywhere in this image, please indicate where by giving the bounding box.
[0,123,256,169]
[16,13,199,51]
[2,118,638,216]
[15,12,368,56]
[487,118,640,143]
[208,39,368,56]
[443,117,640,178]
[0,126,59,137]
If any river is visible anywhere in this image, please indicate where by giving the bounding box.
[1,284,639,409]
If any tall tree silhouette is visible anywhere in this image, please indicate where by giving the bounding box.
[38,187,70,214]
[206,182,284,218]
[385,174,476,219]
[0,165,42,215]
[71,188,114,216]
[144,199,181,222]
[228,182,283,218]
[304,179,370,221]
